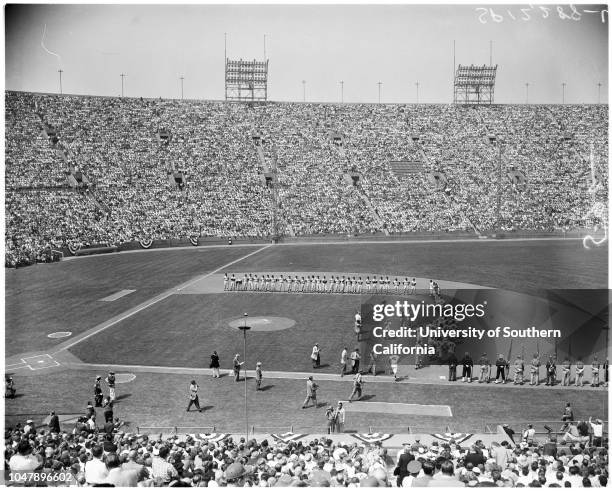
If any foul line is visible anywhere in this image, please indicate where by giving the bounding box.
[51,245,272,354]
[55,362,607,391]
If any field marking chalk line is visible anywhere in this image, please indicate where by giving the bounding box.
[57,362,606,391]
[51,245,272,354]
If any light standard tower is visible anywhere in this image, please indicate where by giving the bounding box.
[377,82,382,104]
[340,81,344,103]
[525,82,529,104]
[180,76,184,100]
[120,73,126,98]
[58,69,63,95]
[562,82,566,104]
[302,80,306,102]
[238,313,251,437]
[598,82,602,104]
[415,81,420,103]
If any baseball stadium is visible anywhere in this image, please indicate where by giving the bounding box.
[3,4,610,488]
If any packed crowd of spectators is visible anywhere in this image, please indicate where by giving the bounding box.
[5,91,608,265]
[5,414,608,487]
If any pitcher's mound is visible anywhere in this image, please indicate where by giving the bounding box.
[227,317,295,332]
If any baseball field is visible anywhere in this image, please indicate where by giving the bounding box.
[4,238,609,434]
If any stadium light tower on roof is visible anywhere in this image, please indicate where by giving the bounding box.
[224,34,269,102]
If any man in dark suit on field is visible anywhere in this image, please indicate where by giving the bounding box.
[48,411,60,433]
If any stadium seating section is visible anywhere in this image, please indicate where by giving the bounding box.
[5,91,609,266]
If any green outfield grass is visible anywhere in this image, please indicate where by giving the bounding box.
[4,368,607,434]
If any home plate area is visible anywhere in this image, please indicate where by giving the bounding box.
[339,401,452,417]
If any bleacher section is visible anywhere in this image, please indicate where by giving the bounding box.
[5,92,609,266]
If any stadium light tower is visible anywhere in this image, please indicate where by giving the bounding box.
[562,82,566,104]
[377,82,382,104]
[120,73,126,98]
[340,81,344,103]
[239,313,251,438]
[302,80,306,102]
[180,76,184,100]
[58,69,63,95]
[525,83,529,104]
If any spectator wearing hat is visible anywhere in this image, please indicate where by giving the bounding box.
[187,380,203,412]
[523,424,536,445]
[402,460,422,487]
[210,351,220,378]
[23,419,36,435]
[255,362,263,390]
[105,371,116,402]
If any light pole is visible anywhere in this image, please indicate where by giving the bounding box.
[58,69,63,95]
[377,82,382,104]
[340,81,344,103]
[302,80,306,102]
[415,81,420,104]
[525,82,529,104]
[180,76,184,100]
[238,313,251,438]
[562,82,566,104]
[120,73,126,98]
[598,82,602,104]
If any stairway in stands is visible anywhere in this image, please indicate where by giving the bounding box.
[338,145,388,235]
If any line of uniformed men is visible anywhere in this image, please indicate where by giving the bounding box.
[224,273,418,295]
[447,353,607,387]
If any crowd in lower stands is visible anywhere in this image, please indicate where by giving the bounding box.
[5,91,608,266]
[5,415,608,487]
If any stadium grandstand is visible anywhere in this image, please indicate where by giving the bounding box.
[5,92,608,267]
